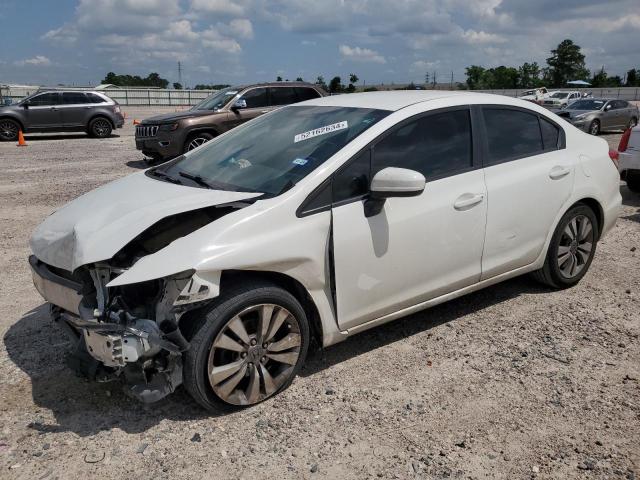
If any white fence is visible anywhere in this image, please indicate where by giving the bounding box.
[0,85,218,106]
[2,84,640,106]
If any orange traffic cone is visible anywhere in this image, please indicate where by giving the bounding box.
[133,119,140,125]
[17,130,27,147]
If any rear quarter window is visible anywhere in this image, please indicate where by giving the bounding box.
[295,87,321,101]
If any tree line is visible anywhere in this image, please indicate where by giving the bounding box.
[464,39,640,90]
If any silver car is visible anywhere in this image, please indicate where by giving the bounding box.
[557,98,639,135]
[0,90,124,141]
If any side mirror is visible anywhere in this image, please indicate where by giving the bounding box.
[22,102,30,109]
[231,99,247,112]
[365,167,426,217]
[605,104,612,111]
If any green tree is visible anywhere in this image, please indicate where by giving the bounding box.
[328,76,343,93]
[173,82,183,90]
[546,39,589,87]
[276,76,283,82]
[315,75,328,91]
[518,62,541,88]
[625,69,638,87]
[465,65,486,89]
[349,73,359,84]
[296,77,303,81]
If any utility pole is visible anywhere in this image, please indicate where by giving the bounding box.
[178,61,183,87]
[425,72,430,86]
[432,71,437,89]
[450,71,454,89]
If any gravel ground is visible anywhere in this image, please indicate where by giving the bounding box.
[0,107,638,479]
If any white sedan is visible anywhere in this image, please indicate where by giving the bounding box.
[29,91,622,411]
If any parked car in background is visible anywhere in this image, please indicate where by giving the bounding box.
[518,87,550,103]
[556,98,639,135]
[542,91,582,109]
[618,125,640,193]
[30,91,621,411]
[0,90,124,141]
[135,82,326,163]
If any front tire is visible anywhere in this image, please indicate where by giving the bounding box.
[588,119,600,136]
[628,117,638,129]
[183,281,310,412]
[533,204,598,288]
[184,132,214,153]
[88,117,112,138]
[0,118,20,141]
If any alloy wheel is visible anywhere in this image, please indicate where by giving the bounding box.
[0,120,18,141]
[93,119,111,137]
[207,303,302,406]
[187,137,209,151]
[557,214,594,279]
[589,121,599,135]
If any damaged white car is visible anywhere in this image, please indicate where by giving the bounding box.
[30,91,621,412]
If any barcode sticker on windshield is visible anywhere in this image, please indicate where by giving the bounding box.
[294,121,348,143]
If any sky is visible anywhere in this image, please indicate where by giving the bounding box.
[0,0,638,88]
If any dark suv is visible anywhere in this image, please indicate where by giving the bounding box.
[0,90,124,141]
[135,82,325,162]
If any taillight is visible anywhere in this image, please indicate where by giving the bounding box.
[609,149,619,167]
[619,128,631,152]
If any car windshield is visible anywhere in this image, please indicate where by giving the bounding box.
[159,105,390,195]
[551,92,569,98]
[192,87,239,111]
[567,100,605,110]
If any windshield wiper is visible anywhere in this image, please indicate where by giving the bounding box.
[178,171,216,189]
[148,169,182,184]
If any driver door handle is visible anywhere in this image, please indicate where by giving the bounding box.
[549,166,571,180]
[453,193,484,210]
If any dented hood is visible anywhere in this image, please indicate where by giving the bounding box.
[30,171,261,271]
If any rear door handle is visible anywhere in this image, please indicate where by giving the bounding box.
[454,193,484,210]
[549,166,571,180]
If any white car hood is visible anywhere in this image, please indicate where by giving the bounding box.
[30,171,261,271]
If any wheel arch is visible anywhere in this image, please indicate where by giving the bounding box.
[179,269,324,347]
[186,126,219,139]
[0,115,25,132]
[571,197,604,239]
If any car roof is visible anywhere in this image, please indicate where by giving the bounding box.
[300,90,528,111]
[233,81,320,90]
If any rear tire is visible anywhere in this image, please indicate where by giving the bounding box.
[0,118,20,141]
[183,280,310,413]
[88,117,112,138]
[626,170,640,193]
[588,120,600,136]
[184,132,214,153]
[532,204,598,289]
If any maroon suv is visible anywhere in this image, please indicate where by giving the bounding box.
[135,82,325,163]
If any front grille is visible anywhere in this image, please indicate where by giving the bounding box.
[136,125,159,138]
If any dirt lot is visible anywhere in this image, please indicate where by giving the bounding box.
[0,107,638,479]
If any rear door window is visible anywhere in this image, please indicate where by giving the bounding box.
[270,87,298,106]
[482,108,543,165]
[62,92,88,104]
